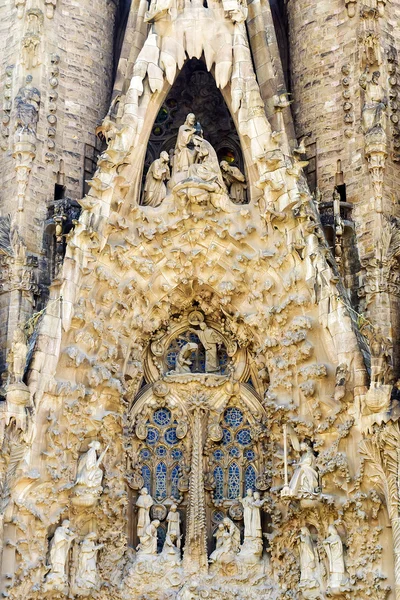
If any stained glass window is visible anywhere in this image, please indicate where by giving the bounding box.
[171,465,180,499]
[156,462,167,500]
[155,445,167,457]
[141,465,151,492]
[165,427,178,445]
[146,427,159,445]
[214,449,223,461]
[214,466,224,500]
[138,408,185,501]
[208,405,258,501]
[228,462,240,499]
[222,429,232,445]
[224,407,243,429]
[236,429,251,446]
[245,465,257,492]
[153,408,171,426]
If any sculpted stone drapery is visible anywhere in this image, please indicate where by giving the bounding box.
[220,160,247,204]
[166,504,181,548]
[282,443,319,498]
[137,519,160,556]
[45,520,76,589]
[173,113,198,178]
[359,70,387,135]
[136,487,154,537]
[323,525,347,589]
[15,75,41,135]
[189,321,223,373]
[299,527,320,589]
[241,489,265,540]
[75,533,104,594]
[7,325,27,384]
[74,441,106,499]
[143,151,170,207]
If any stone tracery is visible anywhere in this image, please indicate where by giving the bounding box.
[0,0,395,597]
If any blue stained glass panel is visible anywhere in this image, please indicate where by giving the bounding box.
[224,407,243,429]
[146,427,159,445]
[171,465,180,499]
[156,462,167,499]
[164,427,178,445]
[141,465,151,492]
[213,449,224,461]
[171,448,183,460]
[236,429,252,446]
[228,462,240,499]
[213,510,225,523]
[244,449,256,461]
[214,466,224,500]
[157,525,166,554]
[140,448,151,461]
[156,445,167,457]
[230,446,240,458]
[222,429,232,445]
[245,464,257,493]
[153,408,171,427]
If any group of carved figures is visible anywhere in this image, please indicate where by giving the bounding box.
[45,521,103,594]
[299,525,348,592]
[135,487,266,566]
[44,441,106,592]
[136,488,181,563]
[143,113,247,207]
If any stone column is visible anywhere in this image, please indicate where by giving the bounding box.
[183,401,208,574]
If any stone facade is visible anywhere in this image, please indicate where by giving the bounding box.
[0,0,400,599]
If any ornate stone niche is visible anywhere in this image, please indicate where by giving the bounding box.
[124,307,272,593]
[143,59,248,204]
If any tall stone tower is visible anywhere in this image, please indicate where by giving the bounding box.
[0,1,400,599]
[0,0,118,372]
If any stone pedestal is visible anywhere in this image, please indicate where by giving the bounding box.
[5,383,31,431]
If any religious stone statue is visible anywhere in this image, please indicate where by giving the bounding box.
[45,520,76,589]
[173,342,198,374]
[161,531,181,564]
[189,322,222,373]
[74,441,107,500]
[189,138,226,191]
[137,519,160,556]
[359,69,387,135]
[173,113,197,177]
[136,487,154,537]
[323,525,347,589]
[283,443,319,498]
[298,527,320,590]
[7,325,27,384]
[75,532,104,594]
[222,517,240,553]
[143,151,170,207]
[241,489,265,540]
[15,75,41,135]
[220,160,247,204]
[166,504,181,548]
[237,490,266,563]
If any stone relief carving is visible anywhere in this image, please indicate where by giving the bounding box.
[2,0,394,598]
[15,75,40,135]
[44,520,76,592]
[143,151,170,207]
[73,441,107,506]
[220,160,247,204]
